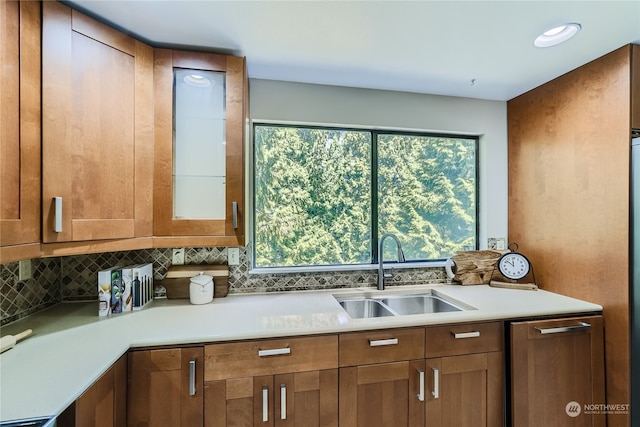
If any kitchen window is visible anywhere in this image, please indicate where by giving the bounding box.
[253,123,478,269]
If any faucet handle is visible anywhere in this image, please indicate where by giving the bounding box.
[384,267,394,279]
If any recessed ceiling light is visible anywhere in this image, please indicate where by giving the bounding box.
[534,23,581,48]
[184,74,211,87]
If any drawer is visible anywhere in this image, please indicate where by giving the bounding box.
[204,335,338,381]
[339,327,425,367]
[426,321,503,357]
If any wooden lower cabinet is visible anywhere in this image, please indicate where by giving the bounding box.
[338,327,426,427]
[425,322,504,427]
[57,354,127,427]
[127,346,204,427]
[510,315,605,427]
[204,335,339,427]
[204,369,338,427]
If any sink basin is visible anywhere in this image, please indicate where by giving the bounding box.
[336,291,466,318]
[381,294,463,315]
[339,299,396,318]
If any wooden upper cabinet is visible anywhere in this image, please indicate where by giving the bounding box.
[632,44,640,130]
[0,0,41,255]
[153,49,247,246]
[41,1,154,243]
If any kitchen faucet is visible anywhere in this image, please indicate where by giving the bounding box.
[378,233,406,290]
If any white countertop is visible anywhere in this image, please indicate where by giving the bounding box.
[0,283,602,422]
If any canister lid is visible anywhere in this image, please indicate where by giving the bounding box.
[190,272,213,287]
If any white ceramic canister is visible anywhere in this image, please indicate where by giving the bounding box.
[189,272,214,305]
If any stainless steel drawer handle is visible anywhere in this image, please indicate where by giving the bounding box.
[262,386,268,422]
[188,359,196,396]
[280,384,287,420]
[368,338,399,347]
[452,331,480,339]
[232,201,238,229]
[258,347,291,357]
[432,367,440,399]
[54,197,63,232]
[417,369,425,402]
[535,322,591,334]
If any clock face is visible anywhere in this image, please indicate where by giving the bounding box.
[498,253,530,280]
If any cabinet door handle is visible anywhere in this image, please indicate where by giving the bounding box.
[232,201,238,229]
[280,384,287,420]
[262,386,269,422]
[258,347,291,357]
[188,359,196,396]
[535,322,591,334]
[54,197,63,232]
[417,369,425,402]
[368,338,398,347]
[431,367,440,399]
[451,331,480,339]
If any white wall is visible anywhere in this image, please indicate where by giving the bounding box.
[248,78,508,249]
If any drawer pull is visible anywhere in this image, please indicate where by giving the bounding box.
[535,322,591,334]
[281,384,287,420]
[417,369,425,402]
[452,331,480,339]
[188,359,196,396]
[258,347,291,357]
[262,386,269,422]
[232,201,238,229]
[54,197,63,232]
[368,338,399,347]
[431,367,440,399]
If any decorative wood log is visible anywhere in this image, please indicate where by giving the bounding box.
[450,250,504,285]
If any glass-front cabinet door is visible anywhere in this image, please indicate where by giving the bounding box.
[154,50,246,246]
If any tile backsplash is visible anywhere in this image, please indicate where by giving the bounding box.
[1,245,448,326]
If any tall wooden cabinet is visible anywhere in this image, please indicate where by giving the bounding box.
[510,316,605,427]
[153,49,247,247]
[128,347,204,427]
[42,1,154,244]
[508,43,638,427]
[0,0,41,263]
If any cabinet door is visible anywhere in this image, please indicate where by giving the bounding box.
[426,352,503,427]
[128,347,204,427]
[204,370,338,427]
[0,0,40,256]
[58,354,127,427]
[153,49,246,246]
[42,1,153,243]
[274,370,338,427]
[205,375,273,427]
[339,360,425,427]
[510,315,605,427]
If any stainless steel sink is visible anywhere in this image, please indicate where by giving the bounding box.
[381,294,463,315]
[339,298,396,318]
[336,292,466,318]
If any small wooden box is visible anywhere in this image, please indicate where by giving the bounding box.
[158,265,229,298]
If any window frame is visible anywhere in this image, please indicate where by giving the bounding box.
[250,121,480,273]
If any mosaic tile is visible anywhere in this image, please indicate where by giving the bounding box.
[2,244,450,325]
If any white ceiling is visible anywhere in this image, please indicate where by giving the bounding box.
[66,0,640,101]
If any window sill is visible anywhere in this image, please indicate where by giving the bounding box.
[249,260,448,275]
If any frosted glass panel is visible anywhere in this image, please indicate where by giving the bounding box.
[174,176,226,219]
[173,68,226,219]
